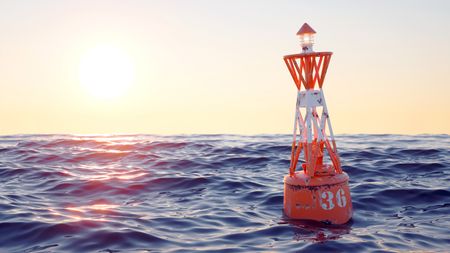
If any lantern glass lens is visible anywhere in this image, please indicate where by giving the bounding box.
[300,34,314,45]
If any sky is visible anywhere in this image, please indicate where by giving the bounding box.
[0,0,449,135]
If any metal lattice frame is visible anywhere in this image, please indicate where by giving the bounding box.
[284,52,341,176]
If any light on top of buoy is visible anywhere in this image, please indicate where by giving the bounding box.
[297,23,316,53]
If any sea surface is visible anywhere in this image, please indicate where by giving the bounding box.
[0,134,449,252]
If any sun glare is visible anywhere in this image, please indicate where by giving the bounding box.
[79,45,135,99]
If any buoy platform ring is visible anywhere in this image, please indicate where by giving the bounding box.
[283,167,353,225]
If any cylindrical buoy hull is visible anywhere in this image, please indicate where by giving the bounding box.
[283,171,352,224]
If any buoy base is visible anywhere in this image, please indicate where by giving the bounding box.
[283,171,353,224]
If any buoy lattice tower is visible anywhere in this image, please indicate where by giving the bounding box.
[282,23,352,224]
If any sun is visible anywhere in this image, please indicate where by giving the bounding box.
[79,45,135,99]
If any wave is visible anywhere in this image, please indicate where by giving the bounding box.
[0,134,448,252]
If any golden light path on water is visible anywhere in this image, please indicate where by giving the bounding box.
[44,136,149,223]
[47,204,120,223]
[62,166,147,181]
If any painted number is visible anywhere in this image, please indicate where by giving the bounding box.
[320,191,335,210]
[320,188,347,210]
[336,188,347,207]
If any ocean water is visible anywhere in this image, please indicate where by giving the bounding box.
[0,134,449,253]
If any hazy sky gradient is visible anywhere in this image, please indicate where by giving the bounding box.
[1,0,449,134]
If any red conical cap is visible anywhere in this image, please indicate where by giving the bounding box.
[297,23,316,35]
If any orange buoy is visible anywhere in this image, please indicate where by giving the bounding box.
[282,23,353,224]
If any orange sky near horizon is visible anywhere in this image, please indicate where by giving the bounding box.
[0,1,449,135]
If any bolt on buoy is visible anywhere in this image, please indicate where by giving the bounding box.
[282,23,353,224]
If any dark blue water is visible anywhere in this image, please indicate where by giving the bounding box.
[0,134,449,252]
